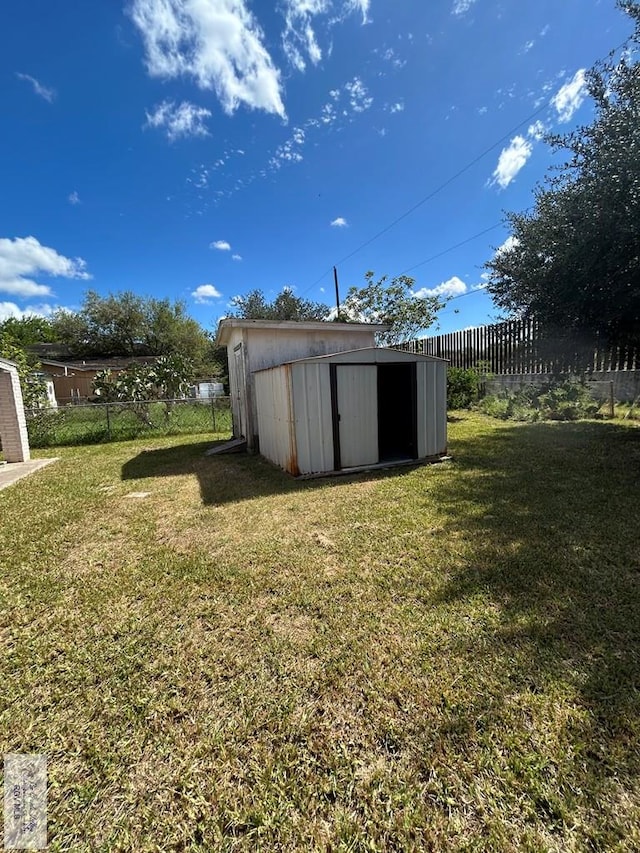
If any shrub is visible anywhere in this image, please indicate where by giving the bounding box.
[477,377,600,422]
[447,367,484,409]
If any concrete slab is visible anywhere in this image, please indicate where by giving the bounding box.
[0,458,58,492]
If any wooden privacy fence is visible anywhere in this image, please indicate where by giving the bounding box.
[401,319,640,374]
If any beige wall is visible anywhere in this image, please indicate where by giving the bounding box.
[226,326,378,449]
[0,366,30,463]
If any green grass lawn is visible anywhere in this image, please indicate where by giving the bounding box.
[1,414,639,851]
[26,399,232,448]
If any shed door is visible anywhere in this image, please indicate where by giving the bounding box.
[334,365,378,468]
[233,343,247,438]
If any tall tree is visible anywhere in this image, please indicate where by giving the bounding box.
[0,316,57,348]
[342,271,443,346]
[229,287,329,321]
[0,333,47,407]
[50,291,218,377]
[485,0,640,349]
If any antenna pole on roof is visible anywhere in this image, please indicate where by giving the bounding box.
[333,266,340,322]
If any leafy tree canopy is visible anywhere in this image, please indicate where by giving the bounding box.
[342,271,443,346]
[50,291,221,378]
[0,334,47,408]
[485,0,640,349]
[229,287,330,321]
[0,315,57,348]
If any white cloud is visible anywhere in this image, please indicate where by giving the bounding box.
[0,302,59,322]
[15,72,56,102]
[210,240,231,251]
[68,191,81,205]
[192,284,222,303]
[0,236,90,299]
[344,77,373,112]
[232,253,242,261]
[489,135,533,189]
[414,276,467,299]
[269,126,306,169]
[146,100,211,141]
[452,0,476,16]
[281,0,370,71]
[552,69,588,122]
[345,0,370,23]
[527,120,546,141]
[130,0,286,118]
[282,0,328,72]
[330,217,348,227]
[380,47,406,70]
[389,101,404,114]
[494,235,519,257]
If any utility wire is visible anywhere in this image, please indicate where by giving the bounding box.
[297,102,545,299]
[394,221,503,278]
[315,101,548,285]
[301,34,632,297]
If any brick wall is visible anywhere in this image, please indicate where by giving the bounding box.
[0,367,31,462]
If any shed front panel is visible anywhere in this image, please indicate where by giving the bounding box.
[254,367,297,473]
[335,365,378,468]
[291,363,334,475]
[417,361,447,457]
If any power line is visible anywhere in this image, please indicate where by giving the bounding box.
[301,35,632,297]
[325,102,548,274]
[394,221,503,278]
[297,102,545,299]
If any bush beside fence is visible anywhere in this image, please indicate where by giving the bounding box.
[25,397,232,448]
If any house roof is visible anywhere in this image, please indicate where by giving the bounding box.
[40,356,157,372]
[254,346,449,372]
[0,356,19,371]
[215,318,389,348]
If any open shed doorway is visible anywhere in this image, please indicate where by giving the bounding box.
[377,363,418,463]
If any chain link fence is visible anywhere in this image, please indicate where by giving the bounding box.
[25,397,232,448]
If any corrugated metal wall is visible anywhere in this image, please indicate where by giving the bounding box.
[336,365,378,468]
[291,363,334,475]
[254,367,298,474]
[416,361,447,458]
[255,351,448,476]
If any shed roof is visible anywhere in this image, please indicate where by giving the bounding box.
[0,357,19,371]
[215,319,389,348]
[254,346,449,372]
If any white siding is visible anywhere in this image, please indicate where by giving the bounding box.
[336,365,378,468]
[291,363,334,474]
[246,329,378,374]
[254,366,297,473]
[417,361,448,458]
[231,326,378,450]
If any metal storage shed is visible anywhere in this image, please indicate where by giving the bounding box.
[215,319,388,451]
[254,347,448,476]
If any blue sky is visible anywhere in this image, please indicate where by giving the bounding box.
[0,0,633,338]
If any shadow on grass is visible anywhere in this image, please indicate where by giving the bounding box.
[426,419,640,799]
[120,439,408,505]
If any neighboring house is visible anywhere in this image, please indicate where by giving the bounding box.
[40,357,158,404]
[215,319,388,452]
[0,357,30,462]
